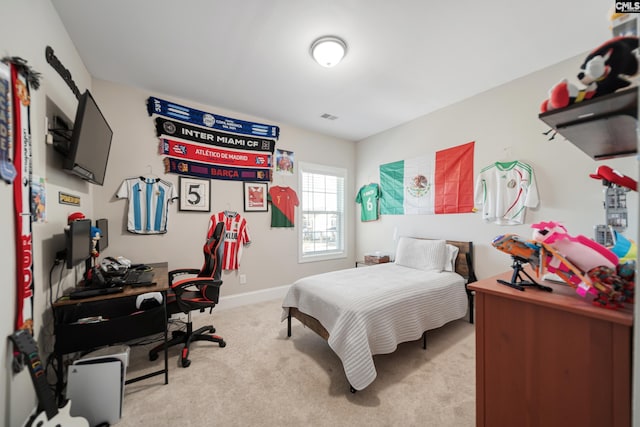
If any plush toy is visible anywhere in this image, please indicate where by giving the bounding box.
[577,35,639,97]
[540,79,597,113]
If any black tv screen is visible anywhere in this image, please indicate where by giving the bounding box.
[65,219,91,269]
[63,90,113,185]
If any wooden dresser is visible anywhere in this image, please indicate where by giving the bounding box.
[469,269,633,427]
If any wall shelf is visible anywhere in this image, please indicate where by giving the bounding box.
[538,86,638,160]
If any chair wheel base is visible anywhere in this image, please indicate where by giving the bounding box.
[219,340,226,348]
[181,358,191,368]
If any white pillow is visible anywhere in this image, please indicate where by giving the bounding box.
[444,244,459,272]
[395,238,447,272]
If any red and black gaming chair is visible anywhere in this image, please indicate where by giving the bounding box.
[149,222,226,367]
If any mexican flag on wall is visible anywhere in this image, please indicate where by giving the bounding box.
[379,141,474,215]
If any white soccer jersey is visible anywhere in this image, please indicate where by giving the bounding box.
[207,211,251,270]
[116,177,176,234]
[474,160,539,225]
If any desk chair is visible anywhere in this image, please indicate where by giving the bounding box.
[149,222,226,367]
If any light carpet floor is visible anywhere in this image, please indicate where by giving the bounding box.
[116,298,476,427]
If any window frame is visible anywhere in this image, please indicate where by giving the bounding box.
[297,161,347,263]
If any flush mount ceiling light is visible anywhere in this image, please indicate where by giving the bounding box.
[310,36,347,68]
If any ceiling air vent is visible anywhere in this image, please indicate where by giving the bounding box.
[320,113,338,120]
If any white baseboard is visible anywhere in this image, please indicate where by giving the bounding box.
[214,284,291,311]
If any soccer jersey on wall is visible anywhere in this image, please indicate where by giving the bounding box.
[355,183,381,221]
[474,160,539,225]
[116,177,177,234]
[207,210,251,270]
[268,186,299,227]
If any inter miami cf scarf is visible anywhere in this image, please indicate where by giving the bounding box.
[148,96,280,139]
[6,57,40,333]
[156,117,275,153]
[161,138,272,169]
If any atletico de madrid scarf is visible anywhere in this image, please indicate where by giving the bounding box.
[7,58,39,333]
[161,138,272,169]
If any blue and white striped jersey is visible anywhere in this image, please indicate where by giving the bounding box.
[116,177,176,234]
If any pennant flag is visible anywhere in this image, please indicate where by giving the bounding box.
[163,157,271,182]
[161,138,272,168]
[148,97,279,139]
[156,117,275,153]
[380,141,474,215]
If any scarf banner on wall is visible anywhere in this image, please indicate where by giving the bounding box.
[148,96,280,139]
[9,58,40,333]
[0,62,17,183]
[161,138,272,169]
[380,141,475,215]
[164,157,272,182]
[156,117,275,153]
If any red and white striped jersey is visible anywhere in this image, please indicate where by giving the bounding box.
[207,211,251,270]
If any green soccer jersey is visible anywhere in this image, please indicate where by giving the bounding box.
[355,183,381,221]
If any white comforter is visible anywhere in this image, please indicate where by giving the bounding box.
[281,263,468,390]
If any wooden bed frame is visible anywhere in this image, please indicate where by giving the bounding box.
[286,240,477,343]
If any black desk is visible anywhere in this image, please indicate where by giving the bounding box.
[53,262,169,400]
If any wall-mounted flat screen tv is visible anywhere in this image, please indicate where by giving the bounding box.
[62,90,113,185]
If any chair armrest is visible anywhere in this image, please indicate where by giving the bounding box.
[169,268,201,283]
[172,277,223,308]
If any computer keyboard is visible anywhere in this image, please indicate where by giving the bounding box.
[121,269,155,286]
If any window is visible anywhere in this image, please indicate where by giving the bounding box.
[298,162,346,262]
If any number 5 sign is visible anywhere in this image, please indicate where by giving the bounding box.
[179,176,211,212]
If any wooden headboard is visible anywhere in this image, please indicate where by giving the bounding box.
[445,239,477,324]
[445,240,477,284]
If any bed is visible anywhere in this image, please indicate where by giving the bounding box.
[281,237,477,391]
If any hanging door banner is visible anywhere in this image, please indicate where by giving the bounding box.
[161,138,272,169]
[148,97,280,139]
[0,61,16,183]
[164,157,272,182]
[156,117,275,153]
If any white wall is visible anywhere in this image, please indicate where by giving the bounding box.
[354,53,637,280]
[2,3,356,424]
[2,1,96,425]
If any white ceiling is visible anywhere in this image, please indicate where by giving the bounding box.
[50,0,613,141]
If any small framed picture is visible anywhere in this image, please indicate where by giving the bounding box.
[179,177,211,212]
[243,182,268,212]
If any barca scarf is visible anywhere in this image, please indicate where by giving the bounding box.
[161,138,272,169]
[7,58,40,333]
[156,117,275,153]
[164,157,271,182]
[148,96,280,139]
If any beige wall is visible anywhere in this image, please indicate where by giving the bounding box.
[90,79,356,295]
[355,53,637,280]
